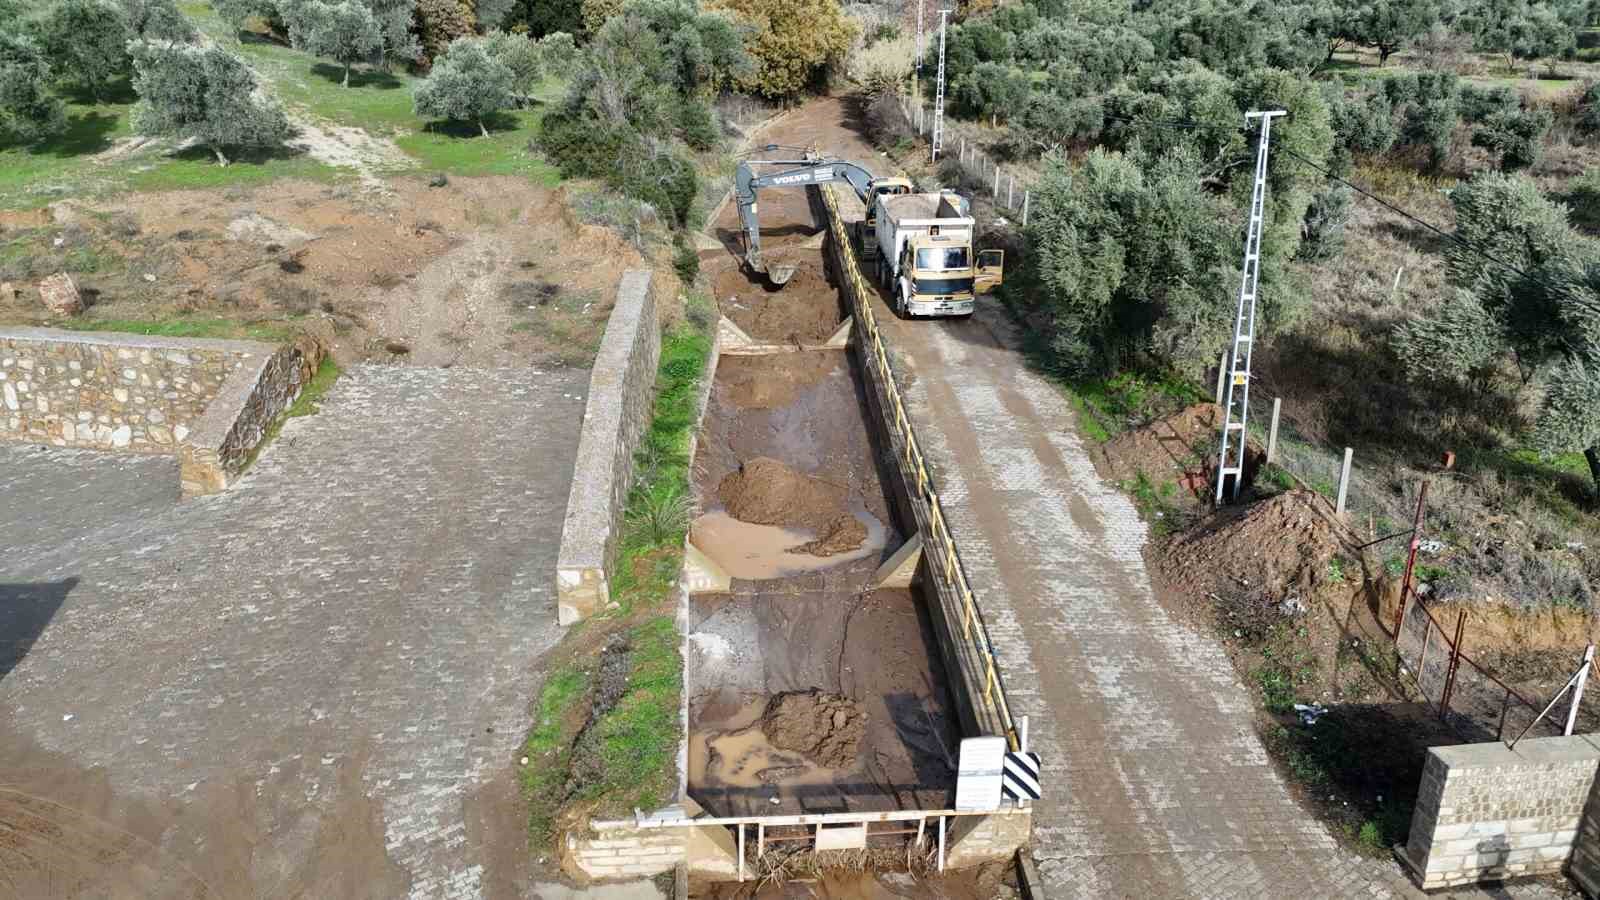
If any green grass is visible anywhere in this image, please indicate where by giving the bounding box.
[287,355,341,417]
[520,667,588,842]
[58,315,294,341]
[1058,369,1205,443]
[517,303,712,846]
[0,3,565,208]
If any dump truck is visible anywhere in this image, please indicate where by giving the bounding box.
[871,191,1004,318]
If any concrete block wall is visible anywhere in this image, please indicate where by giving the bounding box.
[1569,766,1600,895]
[179,338,322,496]
[556,269,660,625]
[945,810,1033,869]
[1,327,239,451]
[1401,735,1600,890]
[1,327,320,496]
[564,825,686,881]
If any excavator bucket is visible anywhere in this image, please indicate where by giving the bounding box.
[768,264,796,286]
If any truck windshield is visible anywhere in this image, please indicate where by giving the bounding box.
[913,276,976,296]
[915,247,969,270]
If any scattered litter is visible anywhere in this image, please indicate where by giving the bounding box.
[1418,539,1445,555]
[61,713,74,722]
[1568,541,1587,551]
[520,756,529,766]
[142,273,157,283]
[1294,703,1328,726]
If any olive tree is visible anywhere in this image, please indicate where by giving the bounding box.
[1461,0,1575,71]
[34,0,130,99]
[413,36,515,136]
[1355,0,1440,65]
[0,30,66,143]
[1394,172,1600,492]
[281,0,383,86]
[129,42,291,164]
[121,0,199,42]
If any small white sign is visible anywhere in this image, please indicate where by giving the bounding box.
[954,736,1007,811]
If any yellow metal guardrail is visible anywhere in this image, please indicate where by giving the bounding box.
[820,184,1019,751]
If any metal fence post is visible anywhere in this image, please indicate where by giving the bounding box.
[1395,480,1430,640]
[1335,447,1354,515]
[1022,190,1030,226]
[1214,353,1227,405]
[1007,176,1014,209]
[993,166,1000,197]
[1266,397,1282,463]
[1567,644,1595,736]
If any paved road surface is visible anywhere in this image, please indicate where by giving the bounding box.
[745,95,1573,899]
[1,365,592,898]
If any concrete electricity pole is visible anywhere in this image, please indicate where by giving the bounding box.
[914,0,924,104]
[1214,109,1287,503]
[932,9,951,162]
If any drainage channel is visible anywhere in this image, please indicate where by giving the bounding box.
[682,182,975,864]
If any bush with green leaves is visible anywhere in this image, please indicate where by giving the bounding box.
[129,41,290,164]
[478,30,541,100]
[281,0,383,86]
[0,29,66,143]
[212,0,282,37]
[952,61,1030,124]
[34,0,131,99]
[711,0,856,99]
[415,0,475,63]
[1299,181,1353,261]
[413,35,515,136]
[1471,105,1553,170]
[1576,81,1600,136]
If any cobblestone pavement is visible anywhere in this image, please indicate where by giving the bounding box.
[1,365,593,898]
[869,306,1574,900]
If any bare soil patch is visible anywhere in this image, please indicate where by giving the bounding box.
[1160,488,1359,604]
[1095,402,1221,502]
[0,176,648,368]
[713,262,842,344]
[718,351,837,410]
[760,689,866,769]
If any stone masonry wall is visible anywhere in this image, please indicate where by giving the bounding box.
[556,270,660,625]
[1401,735,1600,890]
[0,327,321,496]
[1570,767,1600,896]
[1,329,236,451]
[564,820,686,882]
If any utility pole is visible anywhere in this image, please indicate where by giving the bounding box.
[914,0,924,106]
[932,9,951,162]
[1214,110,1287,504]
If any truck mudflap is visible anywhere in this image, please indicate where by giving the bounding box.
[909,297,975,317]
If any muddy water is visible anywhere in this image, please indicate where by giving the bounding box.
[690,501,888,580]
[687,348,959,820]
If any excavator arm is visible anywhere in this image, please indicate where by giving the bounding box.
[735,151,878,285]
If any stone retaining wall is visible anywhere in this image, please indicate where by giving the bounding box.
[1571,772,1600,895]
[556,270,660,625]
[1400,735,1600,890]
[0,327,321,496]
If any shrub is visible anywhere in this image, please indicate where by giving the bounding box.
[121,0,199,42]
[1471,106,1553,170]
[675,97,718,150]
[846,33,911,97]
[1578,82,1600,135]
[479,30,542,100]
[1299,181,1353,261]
[415,0,475,63]
[0,30,66,143]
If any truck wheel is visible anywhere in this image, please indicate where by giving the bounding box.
[896,290,909,319]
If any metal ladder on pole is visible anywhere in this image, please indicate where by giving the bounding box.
[932,9,950,162]
[1215,110,1286,503]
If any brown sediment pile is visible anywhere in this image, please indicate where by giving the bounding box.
[760,689,865,769]
[715,264,842,344]
[1160,488,1350,600]
[792,514,868,557]
[717,457,866,556]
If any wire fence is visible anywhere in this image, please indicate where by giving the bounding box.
[896,93,1036,226]
[1395,594,1597,746]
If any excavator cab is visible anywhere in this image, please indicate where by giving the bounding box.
[975,249,1004,294]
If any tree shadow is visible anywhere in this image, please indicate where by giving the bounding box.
[1375,218,1452,255]
[162,141,311,165]
[308,62,404,90]
[31,111,122,158]
[419,112,524,137]
[239,30,291,48]
[0,578,78,684]
[57,78,138,106]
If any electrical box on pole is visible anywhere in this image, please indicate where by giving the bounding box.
[932,9,951,163]
[1214,110,1286,503]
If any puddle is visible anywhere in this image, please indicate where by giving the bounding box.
[690,501,886,581]
[688,698,842,800]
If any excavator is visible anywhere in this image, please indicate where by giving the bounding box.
[734,146,913,285]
